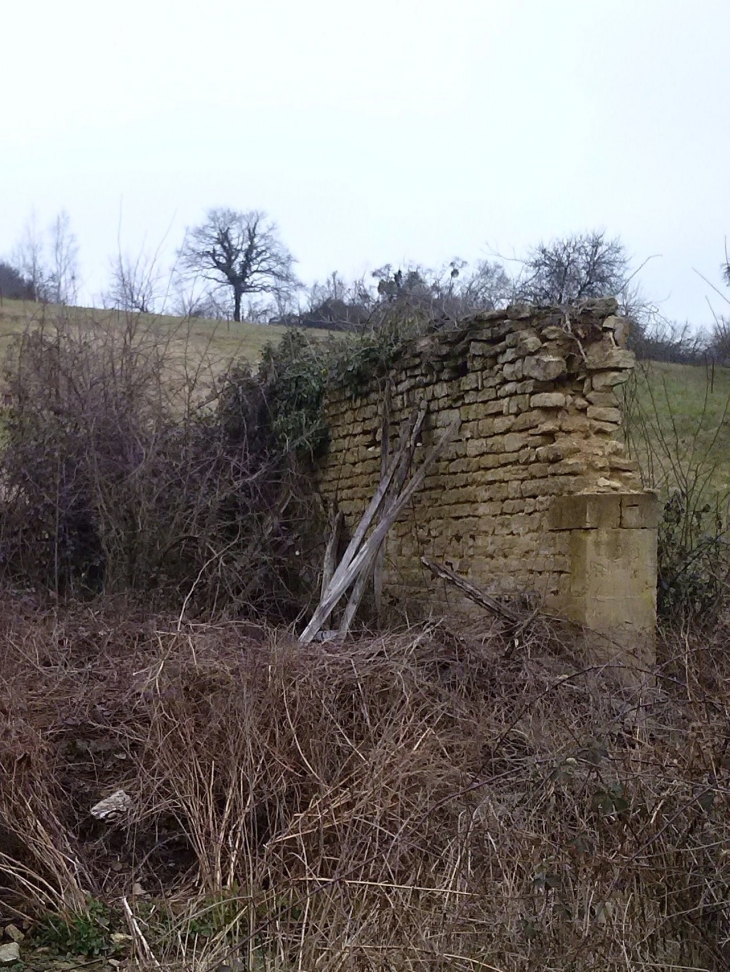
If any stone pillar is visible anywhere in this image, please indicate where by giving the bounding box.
[548,492,658,672]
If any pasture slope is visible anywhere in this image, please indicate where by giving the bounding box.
[0,298,329,366]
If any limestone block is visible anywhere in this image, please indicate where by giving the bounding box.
[523,354,567,382]
[541,325,571,342]
[507,395,532,415]
[461,373,482,391]
[548,458,590,476]
[560,413,591,433]
[586,390,618,407]
[548,493,622,530]
[503,433,529,453]
[530,392,567,409]
[590,369,632,390]
[601,314,631,345]
[536,438,583,462]
[463,404,487,421]
[494,414,516,434]
[502,498,527,514]
[516,331,543,355]
[502,360,524,380]
[549,522,656,670]
[620,492,659,529]
[466,438,489,457]
[586,406,621,424]
[497,348,520,364]
[469,341,498,357]
[585,344,634,371]
[534,420,562,435]
[448,457,476,474]
[475,453,505,471]
[609,455,639,473]
[433,407,461,427]
[509,513,543,536]
[590,420,621,435]
[522,478,565,498]
[512,409,550,431]
[475,502,502,519]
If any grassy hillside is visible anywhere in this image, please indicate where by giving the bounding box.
[623,359,730,500]
[0,297,331,366]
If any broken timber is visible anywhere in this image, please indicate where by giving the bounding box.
[421,558,521,624]
[299,404,459,644]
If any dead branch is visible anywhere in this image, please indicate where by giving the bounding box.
[421,558,521,624]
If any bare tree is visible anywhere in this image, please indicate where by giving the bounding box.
[515,231,630,305]
[47,210,79,305]
[178,209,299,322]
[459,258,513,311]
[104,249,165,314]
[10,210,79,305]
[11,212,49,302]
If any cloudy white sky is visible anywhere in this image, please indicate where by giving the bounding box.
[2,0,728,324]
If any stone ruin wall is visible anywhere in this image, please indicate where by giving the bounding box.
[316,298,658,664]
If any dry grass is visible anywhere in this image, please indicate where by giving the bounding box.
[1,598,730,970]
[0,298,332,370]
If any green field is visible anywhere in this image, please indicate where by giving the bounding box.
[622,359,730,501]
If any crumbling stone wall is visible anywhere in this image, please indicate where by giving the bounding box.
[317,298,657,665]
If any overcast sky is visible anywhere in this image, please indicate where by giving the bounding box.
[2,0,729,325]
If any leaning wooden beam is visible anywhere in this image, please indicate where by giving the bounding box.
[332,403,427,583]
[321,510,344,599]
[300,416,459,645]
[336,538,382,638]
[373,380,392,623]
[420,558,521,624]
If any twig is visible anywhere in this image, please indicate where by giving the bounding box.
[122,895,160,967]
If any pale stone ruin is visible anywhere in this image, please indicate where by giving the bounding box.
[316,297,658,670]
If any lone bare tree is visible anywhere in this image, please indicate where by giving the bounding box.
[515,231,630,305]
[11,212,48,302]
[178,209,299,322]
[47,210,79,305]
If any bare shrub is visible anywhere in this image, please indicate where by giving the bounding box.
[1,601,730,969]
[0,312,322,618]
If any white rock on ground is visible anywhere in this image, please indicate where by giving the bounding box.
[0,942,20,963]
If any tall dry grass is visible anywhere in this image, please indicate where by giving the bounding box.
[1,598,729,970]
